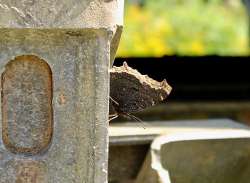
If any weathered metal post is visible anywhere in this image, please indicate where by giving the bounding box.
[0,1,123,182]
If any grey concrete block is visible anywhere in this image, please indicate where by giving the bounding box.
[159,138,250,183]
[0,0,124,182]
[0,0,124,29]
[149,121,250,183]
[137,137,250,183]
[0,0,124,64]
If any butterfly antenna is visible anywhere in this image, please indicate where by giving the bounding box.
[124,112,147,129]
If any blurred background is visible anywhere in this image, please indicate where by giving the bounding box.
[118,0,249,57]
[110,1,250,182]
[113,0,250,124]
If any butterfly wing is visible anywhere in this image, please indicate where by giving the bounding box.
[110,62,172,114]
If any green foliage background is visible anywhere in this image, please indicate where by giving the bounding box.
[117,0,249,57]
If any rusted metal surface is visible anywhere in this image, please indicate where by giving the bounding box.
[2,55,53,155]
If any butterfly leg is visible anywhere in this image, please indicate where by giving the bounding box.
[109,96,119,106]
[109,114,118,122]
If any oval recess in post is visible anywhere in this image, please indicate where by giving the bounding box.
[2,55,53,155]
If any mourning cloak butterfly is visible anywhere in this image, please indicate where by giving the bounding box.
[109,62,172,121]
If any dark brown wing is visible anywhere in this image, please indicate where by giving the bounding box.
[110,62,172,114]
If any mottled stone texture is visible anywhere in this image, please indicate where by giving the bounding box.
[0,28,111,183]
[0,0,124,182]
[0,0,124,65]
[2,55,53,155]
[0,0,123,28]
